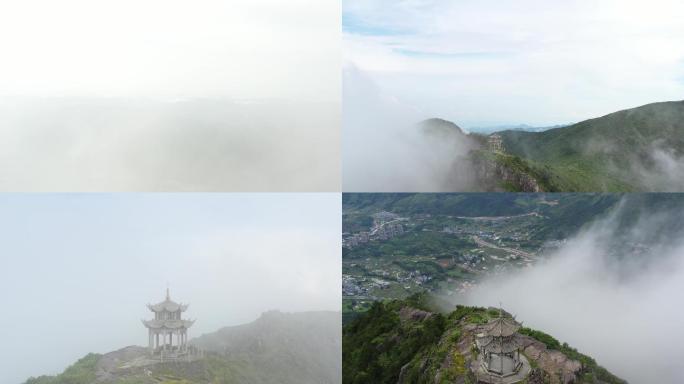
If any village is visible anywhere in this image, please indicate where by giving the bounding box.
[342,209,552,311]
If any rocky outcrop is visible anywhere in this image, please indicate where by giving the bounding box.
[516,335,582,384]
[94,346,148,382]
[473,151,544,192]
[448,323,582,384]
[399,306,433,322]
[527,368,551,384]
[343,300,625,384]
[494,161,542,192]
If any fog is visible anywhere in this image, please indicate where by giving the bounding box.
[0,0,340,191]
[342,65,479,192]
[629,144,684,192]
[461,199,684,383]
[0,193,341,384]
[0,98,339,191]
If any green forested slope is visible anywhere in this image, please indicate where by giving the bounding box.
[343,294,626,384]
[497,101,684,191]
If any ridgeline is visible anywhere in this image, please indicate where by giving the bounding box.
[343,294,626,384]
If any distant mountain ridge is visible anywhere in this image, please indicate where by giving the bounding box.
[469,123,570,134]
[422,100,684,192]
[23,310,341,384]
[192,310,341,384]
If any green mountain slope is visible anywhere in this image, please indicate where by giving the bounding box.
[192,311,341,384]
[497,100,684,191]
[23,311,341,384]
[343,294,626,384]
[421,100,684,191]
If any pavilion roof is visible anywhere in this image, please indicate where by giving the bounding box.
[483,316,520,338]
[147,300,188,313]
[147,288,189,313]
[142,319,195,330]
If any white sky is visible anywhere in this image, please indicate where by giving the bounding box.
[344,0,684,127]
[0,0,340,101]
[0,193,341,384]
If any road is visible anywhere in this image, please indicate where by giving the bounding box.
[472,236,534,261]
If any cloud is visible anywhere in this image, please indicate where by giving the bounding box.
[344,0,684,126]
[460,199,684,383]
[342,65,479,191]
[180,227,341,332]
[630,144,684,191]
[0,98,339,191]
[0,0,340,191]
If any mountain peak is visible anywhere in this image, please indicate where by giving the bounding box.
[419,118,466,136]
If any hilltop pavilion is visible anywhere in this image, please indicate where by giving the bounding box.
[478,315,522,376]
[142,289,195,358]
[488,134,504,152]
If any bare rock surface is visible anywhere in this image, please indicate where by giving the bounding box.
[517,335,582,384]
[399,306,433,322]
[94,346,149,381]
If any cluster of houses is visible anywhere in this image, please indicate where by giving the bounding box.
[343,220,405,248]
[343,231,370,248]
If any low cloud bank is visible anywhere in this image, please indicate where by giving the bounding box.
[0,97,339,191]
[342,65,479,192]
[630,144,684,191]
[460,200,684,383]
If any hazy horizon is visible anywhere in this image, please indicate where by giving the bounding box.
[0,193,341,384]
[0,97,339,191]
[0,0,340,191]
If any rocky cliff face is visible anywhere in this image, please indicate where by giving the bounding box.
[472,151,544,192]
[488,158,542,192]
[518,336,582,384]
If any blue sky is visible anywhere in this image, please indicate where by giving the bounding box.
[0,193,340,384]
[343,0,684,127]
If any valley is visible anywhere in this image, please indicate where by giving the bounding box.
[341,193,668,322]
